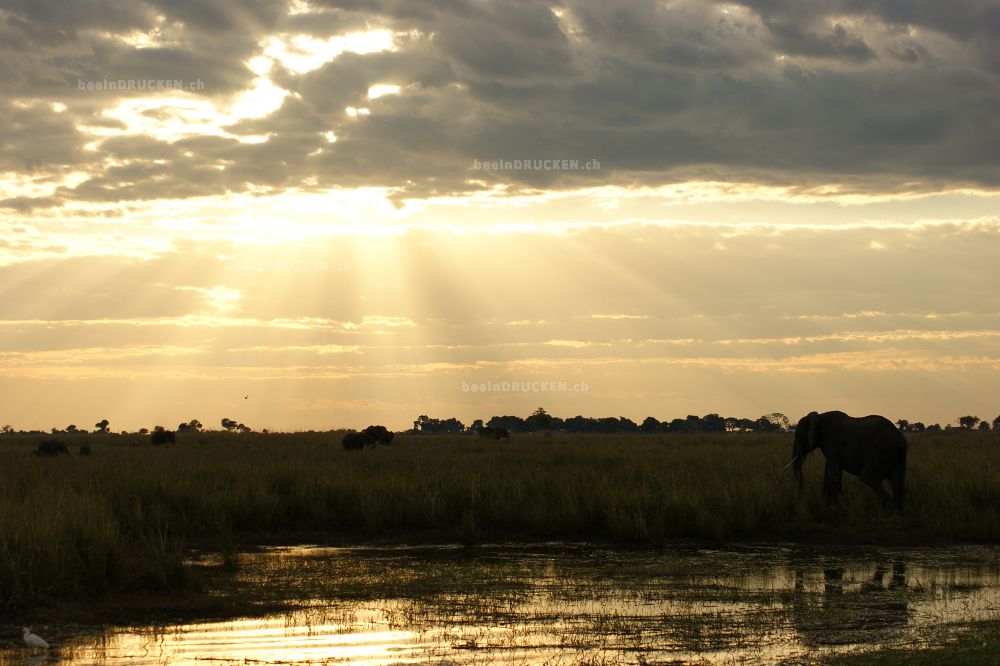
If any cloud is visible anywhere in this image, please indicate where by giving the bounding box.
[1,1,999,429]
[0,0,997,210]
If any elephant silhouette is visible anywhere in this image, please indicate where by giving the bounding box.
[342,430,372,451]
[34,438,69,456]
[362,425,394,446]
[791,411,907,510]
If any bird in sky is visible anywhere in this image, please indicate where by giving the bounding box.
[243,395,248,400]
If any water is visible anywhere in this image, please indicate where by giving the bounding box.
[6,544,1000,664]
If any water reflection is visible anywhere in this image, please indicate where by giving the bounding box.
[790,562,910,648]
[3,545,999,665]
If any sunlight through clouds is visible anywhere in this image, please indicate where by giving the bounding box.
[88,80,287,144]
[0,0,998,429]
[262,30,396,74]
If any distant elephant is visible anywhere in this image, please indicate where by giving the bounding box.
[791,411,906,510]
[362,425,394,446]
[342,430,374,451]
[150,429,176,445]
[35,438,69,456]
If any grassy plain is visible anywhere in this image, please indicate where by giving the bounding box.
[1,430,998,614]
[828,622,1000,665]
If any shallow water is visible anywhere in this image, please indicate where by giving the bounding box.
[6,544,1000,664]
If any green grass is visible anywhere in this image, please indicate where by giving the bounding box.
[825,622,1000,665]
[1,430,998,613]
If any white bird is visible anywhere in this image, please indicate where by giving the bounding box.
[23,627,49,649]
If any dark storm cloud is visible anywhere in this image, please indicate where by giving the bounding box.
[0,0,274,100]
[0,102,86,170]
[2,0,999,207]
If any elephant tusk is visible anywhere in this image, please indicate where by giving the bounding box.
[783,456,799,469]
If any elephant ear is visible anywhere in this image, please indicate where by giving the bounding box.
[806,411,820,451]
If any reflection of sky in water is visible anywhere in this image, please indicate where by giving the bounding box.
[58,621,425,665]
[4,545,1000,665]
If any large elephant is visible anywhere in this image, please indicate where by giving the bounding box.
[362,425,394,446]
[791,411,907,510]
[342,430,373,451]
[35,438,69,456]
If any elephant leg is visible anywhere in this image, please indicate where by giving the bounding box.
[822,460,843,503]
[889,462,906,511]
[860,465,893,507]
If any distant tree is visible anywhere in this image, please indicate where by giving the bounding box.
[177,419,203,433]
[221,418,238,431]
[724,417,742,432]
[684,415,703,431]
[958,416,981,430]
[978,421,990,431]
[767,413,792,431]
[993,415,1000,431]
[236,423,252,434]
[752,416,781,433]
[415,415,465,434]
[640,416,660,434]
[563,415,593,433]
[911,422,925,432]
[1,424,13,434]
[95,419,110,434]
[927,423,942,431]
[66,424,78,434]
[616,417,639,433]
[726,417,755,432]
[662,418,687,433]
[525,407,554,431]
[138,427,149,435]
[487,415,523,433]
[470,419,484,432]
[896,419,910,431]
[701,413,726,433]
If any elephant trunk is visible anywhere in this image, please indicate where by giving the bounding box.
[792,454,804,492]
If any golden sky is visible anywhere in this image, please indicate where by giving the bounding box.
[1,1,998,431]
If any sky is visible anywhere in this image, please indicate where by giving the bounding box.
[1,0,998,432]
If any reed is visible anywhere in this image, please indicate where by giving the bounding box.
[1,430,997,613]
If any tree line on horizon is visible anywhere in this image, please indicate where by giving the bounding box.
[411,409,1000,436]
[1,411,998,437]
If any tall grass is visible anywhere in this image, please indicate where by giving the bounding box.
[1,430,997,613]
